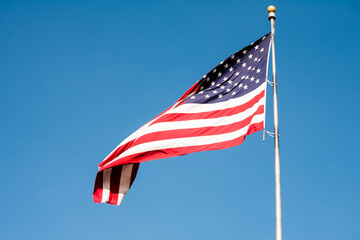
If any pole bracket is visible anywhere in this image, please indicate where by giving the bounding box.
[266,131,280,138]
[267,78,278,86]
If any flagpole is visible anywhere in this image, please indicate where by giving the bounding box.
[268,5,282,240]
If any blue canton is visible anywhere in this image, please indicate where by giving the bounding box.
[186,33,271,104]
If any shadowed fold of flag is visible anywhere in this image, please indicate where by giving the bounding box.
[93,32,271,205]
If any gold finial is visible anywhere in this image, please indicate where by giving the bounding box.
[267,5,276,13]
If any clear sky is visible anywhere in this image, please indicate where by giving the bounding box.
[1,0,359,239]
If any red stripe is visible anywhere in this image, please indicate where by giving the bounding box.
[177,80,201,102]
[99,121,263,171]
[93,171,104,203]
[98,83,200,169]
[108,166,122,205]
[99,99,264,169]
[130,163,140,186]
[93,164,140,205]
[100,140,136,168]
[152,90,265,124]
[132,105,264,146]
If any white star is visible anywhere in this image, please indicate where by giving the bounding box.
[220,61,224,65]
[213,68,217,73]
[243,85,248,90]
[254,57,258,62]
[241,76,245,79]
[255,79,260,84]
[205,94,210,98]
[223,77,228,81]
[232,91,236,95]
[248,66,252,70]
[254,45,259,50]
[229,67,234,72]
[216,84,220,87]
[224,63,229,68]
[242,63,247,68]
[211,81,215,86]
[250,77,255,81]
[218,94,223,98]
[202,75,207,78]
[226,88,231,92]
[256,68,261,73]
[250,42,254,45]
[248,54,253,59]
[243,50,247,54]
[239,83,243,88]
[218,72,222,77]
[257,58,261,62]
[228,80,233,84]
[220,85,225,89]
[213,90,218,94]
[206,77,210,81]
[245,75,249,80]
[191,96,196,99]
[252,67,256,71]
[234,82,238,86]
[235,72,240,76]
[199,91,204,94]
[262,36,266,40]
[200,86,204,90]
[260,48,264,52]
[231,55,235,59]
[236,58,241,63]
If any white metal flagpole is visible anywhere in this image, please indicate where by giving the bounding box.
[267,5,283,240]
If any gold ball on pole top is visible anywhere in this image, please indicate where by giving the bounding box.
[267,5,276,21]
[267,5,276,13]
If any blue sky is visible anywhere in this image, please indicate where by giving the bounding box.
[1,0,359,239]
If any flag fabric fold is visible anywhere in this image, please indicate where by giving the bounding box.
[93,163,139,205]
[93,32,271,205]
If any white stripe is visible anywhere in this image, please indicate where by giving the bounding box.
[107,113,264,164]
[103,82,265,163]
[117,164,134,205]
[141,98,264,134]
[102,105,180,162]
[117,193,125,205]
[167,82,266,114]
[101,168,112,203]
[102,123,151,162]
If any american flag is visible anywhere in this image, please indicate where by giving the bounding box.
[93,32,271,205]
